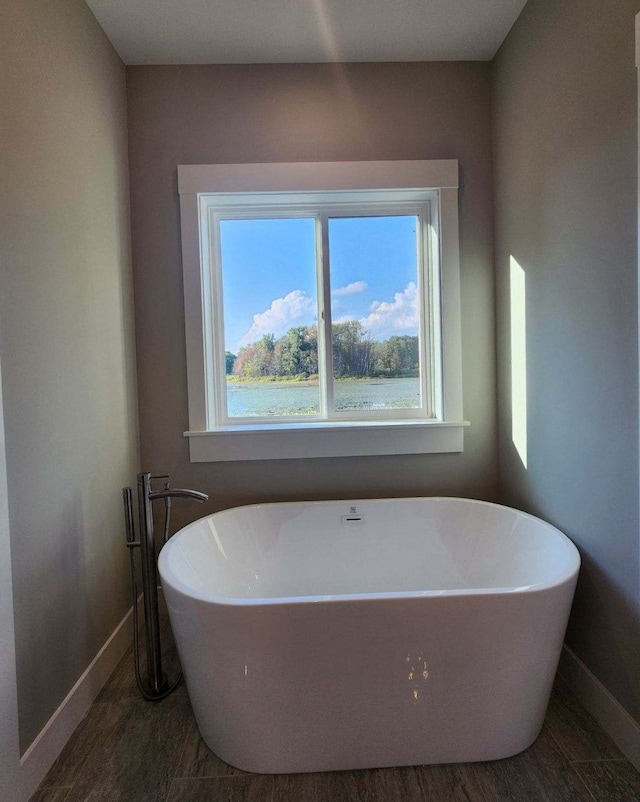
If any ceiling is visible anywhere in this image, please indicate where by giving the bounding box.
[85,0,528,65]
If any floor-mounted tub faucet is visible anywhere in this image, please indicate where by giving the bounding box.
[123,472,208,701]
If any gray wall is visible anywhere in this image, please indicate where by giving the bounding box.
[126,62,498,527]
[1,0,139,751]
[492,0,640,718]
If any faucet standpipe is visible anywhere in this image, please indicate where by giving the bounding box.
[122,472,208,701]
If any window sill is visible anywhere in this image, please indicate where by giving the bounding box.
[184,420,469,462]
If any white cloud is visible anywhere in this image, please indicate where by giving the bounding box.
[359,282,419,340]
[332,281,367,297]
[236,290,315,349]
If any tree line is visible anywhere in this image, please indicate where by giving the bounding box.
[228,321,419,380]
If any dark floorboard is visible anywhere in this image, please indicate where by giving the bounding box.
[544,679,625,762]
[166,776,273,802]
[577,760,640,801]
[32,621,640,802]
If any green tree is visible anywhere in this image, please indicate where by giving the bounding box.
[270,326,318,378]
[332,321,374,377]
[373,335,419,377]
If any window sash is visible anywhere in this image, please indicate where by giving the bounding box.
[203,197,440,427]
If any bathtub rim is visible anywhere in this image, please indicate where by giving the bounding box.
[158,496,581,608]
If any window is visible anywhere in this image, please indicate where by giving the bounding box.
[212,198,433,423]
[179,161,466,461]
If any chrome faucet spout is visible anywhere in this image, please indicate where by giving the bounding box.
[148,488,208,503]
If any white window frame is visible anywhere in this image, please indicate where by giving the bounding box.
[178,160,467,462]
[207,195,434,425]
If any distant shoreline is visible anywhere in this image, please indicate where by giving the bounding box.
[226,375,418,386]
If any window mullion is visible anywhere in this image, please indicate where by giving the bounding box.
[424,201,440,419]
[417,208,433,419]
[209,211,229,426]
[316,213,333,419]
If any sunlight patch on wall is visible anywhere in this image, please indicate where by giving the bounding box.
[510,256,527,469]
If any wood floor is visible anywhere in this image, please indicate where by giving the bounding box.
[31,618,640,802]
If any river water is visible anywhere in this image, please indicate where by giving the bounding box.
[226,377,421,417]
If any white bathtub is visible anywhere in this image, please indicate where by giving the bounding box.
[158,497,580,774]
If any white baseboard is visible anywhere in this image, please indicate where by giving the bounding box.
[558,644,640,771]
[19,597,142,801]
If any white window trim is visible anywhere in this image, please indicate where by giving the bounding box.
[178,160,467,462]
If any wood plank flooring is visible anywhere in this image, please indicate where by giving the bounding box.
[31,618,640,802]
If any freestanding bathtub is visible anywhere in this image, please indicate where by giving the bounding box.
[158,497,580,774]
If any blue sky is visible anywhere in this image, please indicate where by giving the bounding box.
[220,215,419,354]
